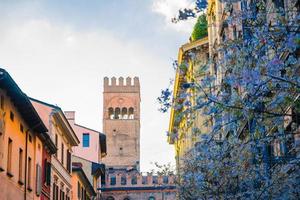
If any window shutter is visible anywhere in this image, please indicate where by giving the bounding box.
[53,183,56,200]
[78,182,81,198]
[46,162,51,185]
[67,150,71,173]
[36,164,42,196]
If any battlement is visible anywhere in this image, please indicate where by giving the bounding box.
[104,77,140,93]
[103,171,175,188]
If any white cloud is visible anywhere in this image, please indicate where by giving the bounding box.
[0,18,175,172]
[152,0,196,33]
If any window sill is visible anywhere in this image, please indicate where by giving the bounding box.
[27,187,33,192]
[6,172,13,178]
[18,180,24,186]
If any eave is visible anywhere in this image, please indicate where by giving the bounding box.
[72,167,97,197]
[53,111,80,146]
[29,97,80,146]
[0,68,48,133]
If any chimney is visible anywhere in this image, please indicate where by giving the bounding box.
[64,111,75,124]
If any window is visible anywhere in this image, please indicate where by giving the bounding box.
[60,189,63,200]
[122,108,128,119]
[115,108,121,119]
[128,107,134,119]
[28,157,32,190]
[82,133,90,147]
[36,164,42,196]
[77,182,81,198]
[53,183,56,200]
[7,138,12,176]
[233,26,237,40]
[61,190,65,200]
[273,139,286,157]
[44,160,51,185]
[121,175,127,185]
[131,175,137,185]
[110,175,116,185]
[61,143,64,165]
[152,176,158,184]
[20,124,24,133]
[0,95,4,110]
[67,150,71,173]
[222,32,226,42]
[55,134,58,157]
[19,148,23,182]
[28,134,32,143]
[108,107,114,119]
[10,111,14,121]
[142,176,147,184]
[163,176,169,184]
[53,183,59,200]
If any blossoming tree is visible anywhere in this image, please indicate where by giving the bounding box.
[159,0,300,199]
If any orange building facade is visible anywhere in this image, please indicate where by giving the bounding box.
[0,68,56,200]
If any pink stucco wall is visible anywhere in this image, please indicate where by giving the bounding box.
[65,111,100,163]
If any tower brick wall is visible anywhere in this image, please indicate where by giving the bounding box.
[102,77,141,170]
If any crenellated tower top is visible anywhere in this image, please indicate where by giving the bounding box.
[104,77,140,93]
[102,76,141,170]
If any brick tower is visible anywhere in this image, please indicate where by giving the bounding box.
[102,77,140,171]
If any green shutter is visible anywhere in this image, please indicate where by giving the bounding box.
[46,162,51,185]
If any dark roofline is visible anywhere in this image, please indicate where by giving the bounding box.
[0,68,48,133]
[72,167,97,196]
[74,123,101,134]
[29,97,61,110]
[92,162,105,177]
[72,154,93,163]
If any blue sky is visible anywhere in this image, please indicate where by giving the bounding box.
[0,0,195,172]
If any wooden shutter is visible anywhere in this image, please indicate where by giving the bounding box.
[67,150,71,173]
[36,164,42,196]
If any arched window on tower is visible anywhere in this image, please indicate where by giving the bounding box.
[115,108,121,119]
[108,107,114,119]
[122,107,128,119]
[129,107,134,119]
